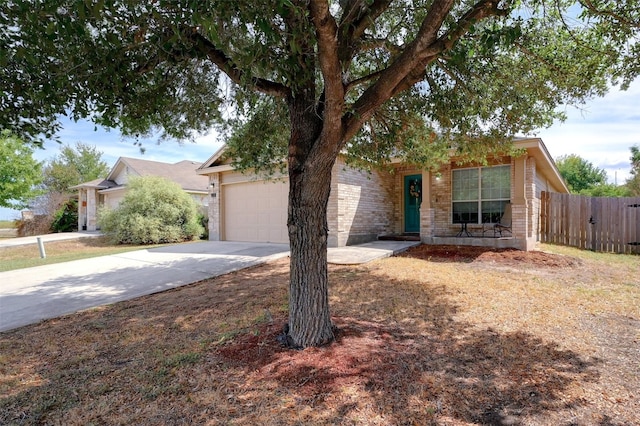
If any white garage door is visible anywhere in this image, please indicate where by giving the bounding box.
[223,179,289,243]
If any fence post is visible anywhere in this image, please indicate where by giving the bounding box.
[36,237,46,259]
[590,198,599,252]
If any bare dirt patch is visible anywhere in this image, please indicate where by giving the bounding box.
[0,244,637,425]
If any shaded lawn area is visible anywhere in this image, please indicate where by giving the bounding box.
[0,244,638,425]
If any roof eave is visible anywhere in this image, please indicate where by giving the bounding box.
[197,145,228,171]
[196,164,234,175]
[514,137,569,193]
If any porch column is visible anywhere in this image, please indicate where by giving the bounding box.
[512,156,530,250]
[208,174,221,241]
[525,156,538,248]
[86,189,98,231]
[420,170,435,239]
[77,189,87,231]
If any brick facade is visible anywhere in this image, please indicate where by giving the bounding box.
[415,155,548,251]
[205,139,565,251]
[327,158,396,247]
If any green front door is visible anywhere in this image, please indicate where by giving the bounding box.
[404,174,422,233]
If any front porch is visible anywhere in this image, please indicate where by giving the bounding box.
[422,235,516,249]
[379,232,517,250]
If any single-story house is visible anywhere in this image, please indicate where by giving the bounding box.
[196,137,568,251]
[72,157,209,231]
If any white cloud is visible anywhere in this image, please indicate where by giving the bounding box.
[33,117,224,168]
[536,80,640,184]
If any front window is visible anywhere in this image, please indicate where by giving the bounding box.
[452,165,510,224]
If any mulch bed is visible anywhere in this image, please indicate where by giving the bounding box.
[398,244,582,268]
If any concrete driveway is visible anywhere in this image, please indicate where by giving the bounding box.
[0,239,417,333]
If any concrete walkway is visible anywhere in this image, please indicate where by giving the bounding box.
[0,238,418,332]
[327,240,419,264]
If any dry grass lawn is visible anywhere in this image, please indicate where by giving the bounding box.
[0,244,638,425]
[0,237,170,272]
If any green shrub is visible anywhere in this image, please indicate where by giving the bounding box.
[50,199,78,233]
[98,176,204,244]
[198,209,209,240]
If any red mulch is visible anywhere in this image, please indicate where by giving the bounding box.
[398,244,582,268]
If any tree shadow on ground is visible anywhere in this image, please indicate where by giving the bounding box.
[0,260,611,425]
[218,317,601,425]
[215,270,602,425]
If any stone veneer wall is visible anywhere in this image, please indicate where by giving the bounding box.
[86,188,98,231]
[328,158,396,247]
[421,168,436,239]
[207,173,221,241]
[430,163,456,236]
[206,153,546,251]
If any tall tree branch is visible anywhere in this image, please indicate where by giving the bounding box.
[309,0,346,154]
[391,1,509,99]
[343,0,508,141]
[338,0,392,56]
[188,30,290,98]
[580,0,640,28]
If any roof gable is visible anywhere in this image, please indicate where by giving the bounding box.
[196,145,230,171]
[513,138,568,193]
[78,157,209,192]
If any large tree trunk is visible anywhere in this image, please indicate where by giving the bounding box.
[285,93,338,348]
[287,156,335,347]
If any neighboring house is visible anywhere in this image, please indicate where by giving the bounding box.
[71,157,209,231]
[196,137,568,251]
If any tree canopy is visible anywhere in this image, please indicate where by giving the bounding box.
[555,154,607,194]
[42,142,110,193]
[0,1,631,347]
[0,130,43,209]
[578,0,640,88]
[1,1,616,154]
[626,145,640,196]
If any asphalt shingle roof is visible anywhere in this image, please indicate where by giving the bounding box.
[110,157,209,192]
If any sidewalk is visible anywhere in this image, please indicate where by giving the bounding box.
[0,231,103,248]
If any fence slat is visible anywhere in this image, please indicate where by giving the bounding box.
[628,198,640,254]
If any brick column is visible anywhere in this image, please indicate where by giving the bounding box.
[77,189,86,231]
[420,170,435,239]
[512,156,535,250]
[208,174,221,241]
[525,156,538,249]
[86,189,98,231]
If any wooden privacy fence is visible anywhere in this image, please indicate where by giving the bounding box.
[541,192,640,254]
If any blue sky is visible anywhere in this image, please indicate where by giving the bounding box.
[536,79,640,186]
[1,80,638,220]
